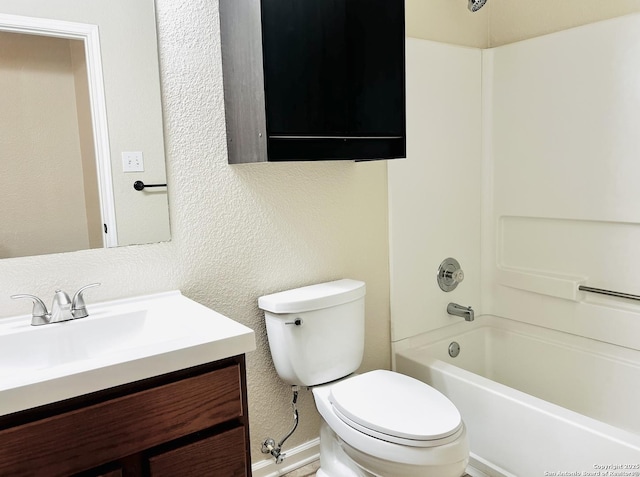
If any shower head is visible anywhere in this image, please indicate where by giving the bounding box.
[468,0,488,12]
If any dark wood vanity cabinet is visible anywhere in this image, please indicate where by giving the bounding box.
[0,356,251,477]
[220,0,406,163]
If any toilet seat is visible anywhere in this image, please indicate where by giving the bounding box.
[329,370,463,447]
[313,381,469,468]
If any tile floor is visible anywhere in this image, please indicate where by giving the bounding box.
[282,461,471,476]
[282,460,320,477]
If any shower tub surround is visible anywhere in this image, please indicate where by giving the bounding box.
[389,13,640,477]
[394,315,640,476]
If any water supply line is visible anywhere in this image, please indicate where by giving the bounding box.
[262,386,300,464]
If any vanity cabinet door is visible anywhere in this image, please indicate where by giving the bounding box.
[148,427,247,477]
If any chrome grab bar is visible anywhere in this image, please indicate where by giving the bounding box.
[578,285,640,302]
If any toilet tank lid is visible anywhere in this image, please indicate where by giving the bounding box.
[258,279,365,314]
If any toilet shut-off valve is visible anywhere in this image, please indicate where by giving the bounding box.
[261,438,283,464]
[262,386,300,464]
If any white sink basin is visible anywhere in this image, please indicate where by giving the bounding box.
[0,291,255,416]
[0,310,151,376]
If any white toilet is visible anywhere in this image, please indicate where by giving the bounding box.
[259,279,469,477]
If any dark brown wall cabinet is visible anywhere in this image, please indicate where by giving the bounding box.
[220,0,406,163]
[0,356,251,477]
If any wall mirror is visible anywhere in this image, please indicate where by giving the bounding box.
[0,0,170,259]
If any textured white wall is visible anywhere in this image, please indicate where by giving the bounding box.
[0,0,391,462]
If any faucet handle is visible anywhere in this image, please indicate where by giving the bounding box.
[11,294,50,326]
[437,258,465,292]
[71,283,101,319]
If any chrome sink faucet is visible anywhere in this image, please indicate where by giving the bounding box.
[51,289,74,323]
[447,302,474,322]
[11,283,100,326]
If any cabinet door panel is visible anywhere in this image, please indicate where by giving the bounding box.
[262,0,348,135]
[346,0,405,136]
[261,0,404,139]
[148,427,247,477]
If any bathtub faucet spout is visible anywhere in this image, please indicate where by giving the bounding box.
[447,303,474,322]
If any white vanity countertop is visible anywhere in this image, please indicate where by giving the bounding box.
[0,290,256,417]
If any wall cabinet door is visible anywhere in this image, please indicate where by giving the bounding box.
[220,0,406,163]
[262,0,404,136]
[261,0,348,136]
[261,0,405,161]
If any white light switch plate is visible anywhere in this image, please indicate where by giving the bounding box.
[122,151,144,172]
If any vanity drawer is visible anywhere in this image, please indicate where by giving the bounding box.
[148,426,247,477]
[0,363,242,477]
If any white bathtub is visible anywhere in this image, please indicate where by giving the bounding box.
[393,316,640,477]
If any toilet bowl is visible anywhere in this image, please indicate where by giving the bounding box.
[259,279,469,476]
[312,370,468,477]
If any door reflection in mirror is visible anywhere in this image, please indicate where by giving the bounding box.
[0,31,106,258]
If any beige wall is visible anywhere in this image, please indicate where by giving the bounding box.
[406,0,488,47]
[70,40,103,250]
[406,0,640,47]
[489,0,640,46]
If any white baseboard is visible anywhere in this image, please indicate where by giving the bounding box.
[252,438,320,477]
[467,453,514,477]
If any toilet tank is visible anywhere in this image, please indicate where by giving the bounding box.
[259,279,366,386]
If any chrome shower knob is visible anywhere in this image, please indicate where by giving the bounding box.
[437,258,465,292]
[448,269,465,283]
